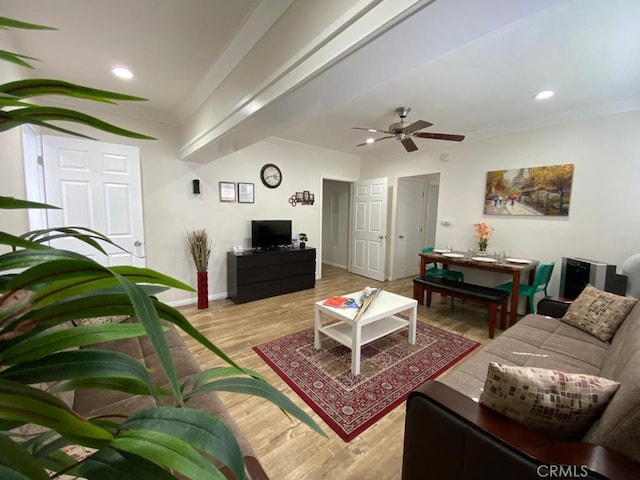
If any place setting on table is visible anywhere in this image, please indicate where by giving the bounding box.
[432,248,535,267]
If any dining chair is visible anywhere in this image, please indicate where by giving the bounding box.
[495,262,555,314]
[421,247,464,309]
[421,247,464,282]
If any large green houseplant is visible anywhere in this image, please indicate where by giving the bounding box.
[0,17,322,480]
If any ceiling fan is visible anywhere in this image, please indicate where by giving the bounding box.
[353,106,465,152]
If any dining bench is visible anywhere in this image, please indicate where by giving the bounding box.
[413,276,509,338]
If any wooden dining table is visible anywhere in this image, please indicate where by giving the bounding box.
[419,251,539,326]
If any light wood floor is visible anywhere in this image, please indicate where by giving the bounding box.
[179,264,501,480]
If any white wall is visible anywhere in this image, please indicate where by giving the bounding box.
[1,108,360,304]
[364,110,640,296]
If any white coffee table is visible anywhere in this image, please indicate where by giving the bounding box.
[314,290,417,375]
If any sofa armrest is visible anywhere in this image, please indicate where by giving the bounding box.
[537,297,572,318]
[402,380,640,480]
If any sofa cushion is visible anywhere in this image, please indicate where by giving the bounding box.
[561,284,637,342]
[479,362,619,440]
[439,315,609,399]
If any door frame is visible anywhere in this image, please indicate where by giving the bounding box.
[319,174,357,280]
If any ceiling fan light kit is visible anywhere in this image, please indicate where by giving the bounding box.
[354,106,465,152]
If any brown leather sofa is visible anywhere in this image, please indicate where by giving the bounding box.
[74,318,269,480]
[402,297,640,480]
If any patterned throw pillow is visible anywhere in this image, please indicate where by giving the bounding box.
[480,362,619,440]
[561,284,637,342]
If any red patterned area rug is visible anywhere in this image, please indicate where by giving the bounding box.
[253,321,479,441]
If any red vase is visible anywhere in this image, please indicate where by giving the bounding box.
[197,271,209,309]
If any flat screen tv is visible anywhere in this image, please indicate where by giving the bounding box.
[251,220,292,250]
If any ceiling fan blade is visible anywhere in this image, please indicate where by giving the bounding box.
[404,119,433,133]
[413,132,465,142]
[353,127,392,134]
[356,135,394,147]
[401,137,418,152]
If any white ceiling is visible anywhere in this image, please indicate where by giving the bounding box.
[2,0,639,160]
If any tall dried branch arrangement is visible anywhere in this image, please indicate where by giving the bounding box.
[187,229,212,272]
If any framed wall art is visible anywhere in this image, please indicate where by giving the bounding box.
[483,163,574,216]
[238,182,255,203]
[219,181,236,202]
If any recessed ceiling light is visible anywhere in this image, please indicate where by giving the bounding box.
[534,90,555,100]
[111,66,133,79]
[366,138,375,144]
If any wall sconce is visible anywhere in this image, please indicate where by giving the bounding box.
[192,179,201,194]
[289,190,315,206]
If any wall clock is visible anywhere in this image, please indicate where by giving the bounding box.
[260,163,282,188]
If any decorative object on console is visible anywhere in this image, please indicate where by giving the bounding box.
[298,232,308,248]
[237,182,254,203]
[187,229,212,309]
[473,222,492,251]
[218,181,236,202]
[260,163,282,188]
[484,164,574,216]
[289,191,315,206]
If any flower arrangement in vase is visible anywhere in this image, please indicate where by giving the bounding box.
[474,222,493,252]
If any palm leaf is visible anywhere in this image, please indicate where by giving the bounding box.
[0,323,151,364]
[184,377,325,437]
[112,429,227,480]
[78,449,178,480]
[110,272,183,404]
[0,464,34,480]
[122,407,245,480]
[0,196,57,210]
[0,79,148,103]
[0,232,50,251]
[0,379,113,447]
[0,50,38,69]
[0,106,155,139]
[0,434,50,480]
[0,17,56,30]
[0,350,159,399]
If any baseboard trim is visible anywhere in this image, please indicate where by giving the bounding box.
[167,292,227,308]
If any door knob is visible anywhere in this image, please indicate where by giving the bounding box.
[399,235,404,239]
[378,235,384,239]
[134,240,142,247]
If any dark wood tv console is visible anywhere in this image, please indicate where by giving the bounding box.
[227,248,316,304]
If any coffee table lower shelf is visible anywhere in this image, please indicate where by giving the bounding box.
[317,315,409,348]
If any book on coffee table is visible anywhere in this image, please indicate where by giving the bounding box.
[353,287,382,322]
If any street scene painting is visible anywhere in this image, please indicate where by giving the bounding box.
[484,164,574,216]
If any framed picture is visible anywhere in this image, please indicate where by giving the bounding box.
[219,181,236,202]
[238,182,255,204]
[483,163,574,216]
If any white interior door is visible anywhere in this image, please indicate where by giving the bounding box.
[42,135,145,267]
[350,177,388,281]
[394,178,425,279]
